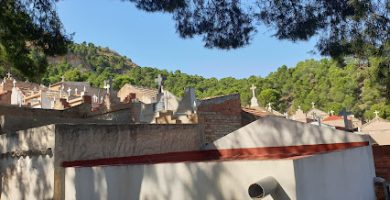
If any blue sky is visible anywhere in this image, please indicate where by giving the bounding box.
[56,0,322,79]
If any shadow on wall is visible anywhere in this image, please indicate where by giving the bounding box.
[0,125,55,200]
[66,161,292,200]
[68,166,144,200]
[206,116,360,154]
[1,156,53,200]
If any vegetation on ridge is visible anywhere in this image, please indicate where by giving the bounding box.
[34,43,390,121]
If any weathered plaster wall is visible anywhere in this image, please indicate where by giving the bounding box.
[1,156,54,200]
[209,116,368,149]
[89,108,133,123]
[294,146,376,200]
[54,124,203,162]
[0,125,56,200]
[64,160,295,200]
[0,123,203,200]
[0,115,115,133]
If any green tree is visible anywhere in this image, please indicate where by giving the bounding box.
[258,89,281,108]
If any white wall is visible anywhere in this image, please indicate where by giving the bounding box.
[64,160,296,200]
[1,156,54,200]
[0,125,56,200]
[294,146,376,200]
[208,116,367,149]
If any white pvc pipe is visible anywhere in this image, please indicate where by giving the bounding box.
[248,176,279,199]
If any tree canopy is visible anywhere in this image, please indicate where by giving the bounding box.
[127,0,389,57]
[1,0,390,96]
[34,43,390,121]
[0,0,70,80]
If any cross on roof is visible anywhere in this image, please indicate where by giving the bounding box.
[267,102,272,111]
[104,80,111,94]
[6,71,12,79]
[374,110,380,118]
[67,87,72,95]
[155,74,163,91]
[311,102,315,109]
[250,84,256,97]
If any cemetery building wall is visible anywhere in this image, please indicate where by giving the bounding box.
[197,94,242,144]
[0,123,203,200]
[64,159,296,200]
[61,144,375,200]
[0,125,56,200]
[294,146,375,200]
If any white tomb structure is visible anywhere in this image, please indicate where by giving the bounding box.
[56,117,375,200]
[250,84,259,108]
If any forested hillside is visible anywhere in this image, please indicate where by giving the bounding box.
[7,43,390,120]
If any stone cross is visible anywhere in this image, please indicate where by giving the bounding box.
[6,71,12,79]
[339,108,352,129]
[250,84,256,97]
[104,80,111,94]
[155,74,163,91]
[267,102,272,111]
[92,94,98,103]
[81,86,86,96]
[311,102,315,109]
[75,88,78,95]
[193,100,197,114]
[330,110,334,115]
[61,75,65,82]
[67,87,72,96]
[374,110,380,118]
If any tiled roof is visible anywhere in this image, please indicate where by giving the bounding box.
[242,107,271,117]
[323,115,344,121]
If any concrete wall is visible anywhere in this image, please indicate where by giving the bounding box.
[0,125,56,200]
[54,124,203,162]
[89,108,133,123]
[1,156,54,200]
[294,146,376,200]
[0,123,203,200]
[209,116,368,149]
[64,160,295,200]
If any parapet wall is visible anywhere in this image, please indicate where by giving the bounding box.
[0,123,203,200]
[55,124,203,162]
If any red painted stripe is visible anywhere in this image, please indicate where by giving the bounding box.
[62,142,369,168]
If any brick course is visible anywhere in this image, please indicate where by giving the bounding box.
[198,94,242,144]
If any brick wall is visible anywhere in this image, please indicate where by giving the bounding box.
[197,94,242,144]
[373,145,390,180]
[372,145,390,200]
[0,91,11,105]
